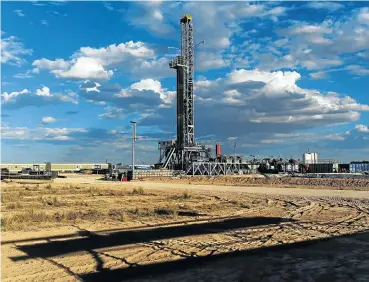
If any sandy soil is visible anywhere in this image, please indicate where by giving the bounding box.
[2,176,369,281]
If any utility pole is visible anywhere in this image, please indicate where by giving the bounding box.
[130,121,137,179]
[234,142,237,158]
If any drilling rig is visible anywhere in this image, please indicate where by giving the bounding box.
[156,15,252,175]
[156,14,211,171]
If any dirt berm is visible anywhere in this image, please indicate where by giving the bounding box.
[143,176,369,190]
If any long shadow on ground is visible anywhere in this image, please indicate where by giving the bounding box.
[11,217,369,282]
[12,216,285,260]
[80,229,369,282]
[3,216,238,245]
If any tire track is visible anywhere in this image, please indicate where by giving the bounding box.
[4,192,369,282]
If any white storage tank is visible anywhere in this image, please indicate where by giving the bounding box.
[303,152,318,164]
[287,164,292,172]
[294,164,300,172]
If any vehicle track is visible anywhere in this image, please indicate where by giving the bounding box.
[3,188,369,282]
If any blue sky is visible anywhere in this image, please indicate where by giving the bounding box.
[1,1,369,164]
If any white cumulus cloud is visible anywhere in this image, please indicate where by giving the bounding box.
[2,86,78,109]
[1,89,30,102]
[36,86,52,96]
[248,7,369,74]
[179,68,369,138]
[32,58,70,73]
[76,41,155,65]
[32,41,157,81]
[42,116,56,123]
[1,34,32,66]
[1,126,87,141]
[80,78,175,113]
[57,57,114,81]
[129,79,175,106]
[131,79,163,94]
[355,124,369,133]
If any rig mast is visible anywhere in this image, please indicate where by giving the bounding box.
[170,14,195,149]
[157,14,210,171]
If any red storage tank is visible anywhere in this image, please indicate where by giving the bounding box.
[216,144,221,158]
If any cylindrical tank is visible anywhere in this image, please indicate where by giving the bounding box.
[355,163,362,172]
[216,144,221,158]
[294,164,299,172]
[45,162,51,172]
[251,164,258,170]
[350,163,354,173]
[303,152,319,164]
[364,164,369,171]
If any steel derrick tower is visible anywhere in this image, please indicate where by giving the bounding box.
[157,15,210,171]
[170,14,195,149]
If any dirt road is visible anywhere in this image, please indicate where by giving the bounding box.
[53,175,369,199]
[136,181,369,199]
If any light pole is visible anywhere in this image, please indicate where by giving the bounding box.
[130,121,137,179]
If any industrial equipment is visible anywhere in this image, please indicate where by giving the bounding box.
[1,162,58,180]
[104,163,155,181]
[105,163,129,181]
[157,14,211,172]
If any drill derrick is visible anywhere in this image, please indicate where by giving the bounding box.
[157,15,210,171]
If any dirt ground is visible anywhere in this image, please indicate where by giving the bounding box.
[2,175,369,281]
[147,175,369,190]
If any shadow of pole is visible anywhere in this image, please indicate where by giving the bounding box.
[2,215,250,245]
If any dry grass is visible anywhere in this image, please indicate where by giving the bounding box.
[130,186,145,195]
[182,190,191,200]
[2,192,21,203]
[2,209,52,231]
[6,202,22,210]
[108,209,129,222]
[0,181,253,231]
[38,196,63,207]
[1,209,105,231]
